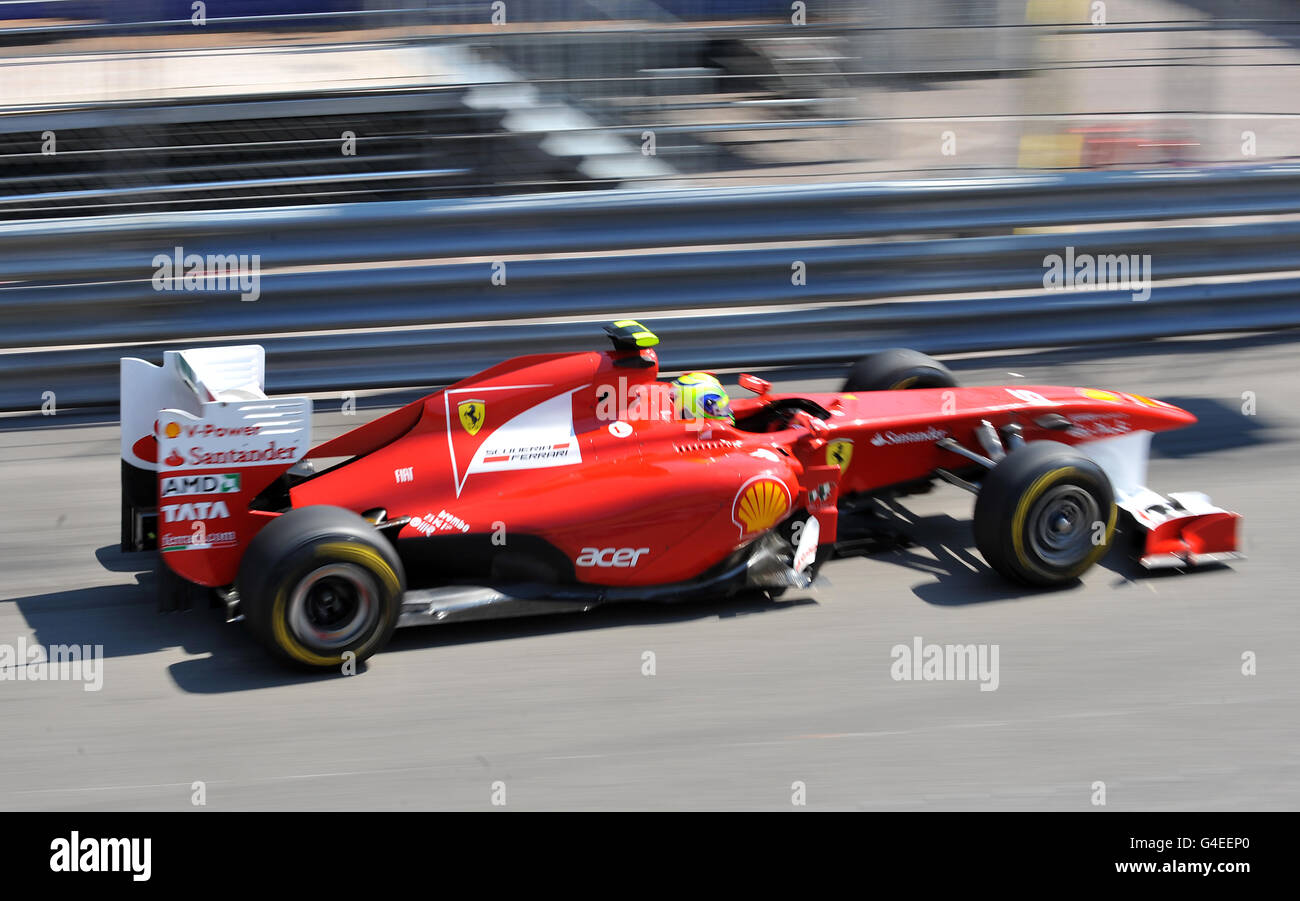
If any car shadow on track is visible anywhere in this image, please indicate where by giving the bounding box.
[843,502,1237,606]
[833,505,1081,606]
[11,547,308,684]
[19,521,1233,693]
[4,544,821,693]
[166,592,820,693]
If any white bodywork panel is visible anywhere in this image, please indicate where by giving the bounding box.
[120,346,271,470]
[156,397,312,473]
[1075,430,1151,500]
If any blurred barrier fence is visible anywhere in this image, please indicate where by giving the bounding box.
[2,163,1299,410]
[6,11,1300,215]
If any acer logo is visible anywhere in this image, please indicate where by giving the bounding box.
[160,501,231,522]
[575,547,649,568]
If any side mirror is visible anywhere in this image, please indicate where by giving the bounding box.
[738,373,771,396]
[791,410,829,438]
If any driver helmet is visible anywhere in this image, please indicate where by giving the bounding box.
[673,372,733,423]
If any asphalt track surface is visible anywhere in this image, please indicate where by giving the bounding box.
[1,332,1296,811]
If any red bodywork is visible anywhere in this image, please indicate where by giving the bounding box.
[159,345,1236,589]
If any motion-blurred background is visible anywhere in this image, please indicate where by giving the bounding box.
[2,0,1299,217]
[2,2,1299,814]
[4,0,1300,410]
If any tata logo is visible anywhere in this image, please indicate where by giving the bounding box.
[160,473,240,497]
[160,501,231,522]
[458,399,486,436]
[575,547,649,568]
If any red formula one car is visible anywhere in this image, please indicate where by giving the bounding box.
[119,321,1241,668]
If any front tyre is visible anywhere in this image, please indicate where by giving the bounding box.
[238,506,404,669]
[973,441,1116,586]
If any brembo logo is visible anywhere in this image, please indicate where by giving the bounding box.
[576,547,649,568]
[870,427,947,447]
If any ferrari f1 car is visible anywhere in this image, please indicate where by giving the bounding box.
[119,321,1241,668]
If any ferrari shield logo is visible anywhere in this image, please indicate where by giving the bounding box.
[826,439,854,473]
[458,399,486,436]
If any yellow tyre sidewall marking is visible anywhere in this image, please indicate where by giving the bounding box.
[270,541,400,667]
[1011,466,1116,580]
[891,377,918,390]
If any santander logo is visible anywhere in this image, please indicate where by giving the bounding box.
[870,426,947,447]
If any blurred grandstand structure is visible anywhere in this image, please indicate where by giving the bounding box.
[0,0,1298,217]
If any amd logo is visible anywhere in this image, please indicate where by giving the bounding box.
[161,472,240,497]
[575,547,649,568]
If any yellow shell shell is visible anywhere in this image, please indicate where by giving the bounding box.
[736,479,790,534]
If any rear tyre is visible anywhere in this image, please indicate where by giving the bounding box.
[238,506,404,669]
[973,441,1116,586]
[842,348,958,392]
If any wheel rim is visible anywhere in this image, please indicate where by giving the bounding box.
[287,562,380,651]
[1026,484,1101,567]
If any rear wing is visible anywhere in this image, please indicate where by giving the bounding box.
[120,347,312,582]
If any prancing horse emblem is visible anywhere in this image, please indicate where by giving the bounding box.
[458,399,486,436]
[826,438,854,473]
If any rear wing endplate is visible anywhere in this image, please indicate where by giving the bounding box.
[120,345,312,557]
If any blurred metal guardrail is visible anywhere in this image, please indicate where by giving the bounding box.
[2,163,1299,411]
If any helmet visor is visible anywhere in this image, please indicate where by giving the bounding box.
[700,393,732,419]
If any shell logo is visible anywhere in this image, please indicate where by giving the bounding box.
[1079,388,1122,403]
[732,476,791,538]
[164,421,182,438]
